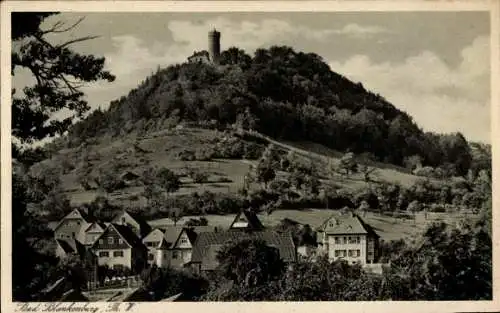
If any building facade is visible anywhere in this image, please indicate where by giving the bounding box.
[143,226,214,269]
[91,224,147,272]
[317,212,379,265]
[53,208,91,244]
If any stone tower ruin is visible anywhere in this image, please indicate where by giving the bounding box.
[208,28,221,64]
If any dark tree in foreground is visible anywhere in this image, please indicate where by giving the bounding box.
[384,216,492,300]
[11,12,115,143]
[12,169,59,300]
[11,12,114,301]
[203,239,286,301]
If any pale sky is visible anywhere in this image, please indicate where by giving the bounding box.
[12,12,491,143]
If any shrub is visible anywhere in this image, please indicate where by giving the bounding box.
[195,148,214,161]
[192,171,210,183]
[177,149,196,161]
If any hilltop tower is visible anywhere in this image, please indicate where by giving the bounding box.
[208,28,221,64]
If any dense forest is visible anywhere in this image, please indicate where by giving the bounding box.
[67,46,475,177]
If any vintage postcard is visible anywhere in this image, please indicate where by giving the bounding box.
[1,1,499,313]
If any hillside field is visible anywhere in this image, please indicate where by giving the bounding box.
[40,127,435,207]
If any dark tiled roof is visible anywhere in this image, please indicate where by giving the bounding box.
[84,222,106,233]
[125,211,152,237]
[191,230,296,271]
[318,212,378,236]
[112,224,145,248]
[162,226,185,248]
[56,238,87,259]
[155,225,216,249]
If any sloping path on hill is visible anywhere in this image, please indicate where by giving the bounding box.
[239,129,434,188]
[242,129,333,166]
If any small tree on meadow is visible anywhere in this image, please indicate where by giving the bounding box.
[339,152,358,177]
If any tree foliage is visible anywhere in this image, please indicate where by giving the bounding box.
[12,12,115,143]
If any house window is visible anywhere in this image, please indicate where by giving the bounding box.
[343,237,347,244]
[99,251,109,257]
[180,238,188,245]
[113,251,124,257]
[108,237,114,244]
[335,250,340,257]
[118,238,123,244]
[356,236,360,244]
[172,251,179,259]
[335,237,341,244]
[148,253,155,260]
[348,250,353,257]
[72,232,76,238]
[163,252,167,258]
[121,217,126,224]
[356,250,361,257]
[99,239,103,244]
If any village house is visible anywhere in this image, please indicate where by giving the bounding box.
[190,230,297,274]
[91,223,147,273]
[190,211,296,274]
[82,222,107,246]
[53,208,93,244]
[316,211,379,265]
[143,226,215,268]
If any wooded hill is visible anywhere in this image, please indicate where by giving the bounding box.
[66,46,477,177]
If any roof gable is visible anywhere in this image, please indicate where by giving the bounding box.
[229,210,264,230]
[112,211,151,237]
[172,228,197,248]
[319,212,377,236]
[91,224,140,249]
[85,222,105,233]
[143,228,165,243]
[53,209,89,233]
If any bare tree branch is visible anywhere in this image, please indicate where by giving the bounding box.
[42,17,86,35]
[57,35,100,49]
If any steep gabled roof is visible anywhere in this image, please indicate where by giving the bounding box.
[229,210,264,230]
[84,222,106,233]
[113,224,145,248]
[53,208,91,233]
[56,238,87,259]
[318,211,378,236]
[112,210,151,238]
[191,230,296,271]
[153,225,216,249]
[91,223,144,249]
